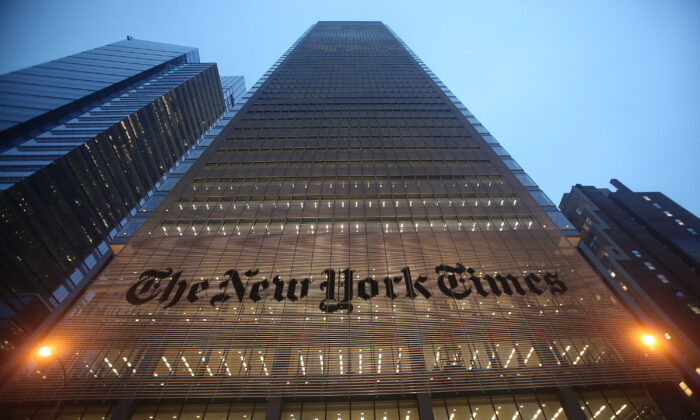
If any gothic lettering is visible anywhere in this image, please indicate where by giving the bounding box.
[159,271,186,309]
[524,273,544,295]
[400,267,432,299]
[126,264,569,310]
[436,263,471,299]
[186,280,209,303]
[466,267,489,297]
[272,276,285,302]
[126,268,173,305]
[484,275,502,297]
[358,277,379,300]
[544,273,567,295]
[495,274,527,296]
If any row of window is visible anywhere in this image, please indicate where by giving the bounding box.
[216,145,480,153]
[627,249,700,311]
[642,195,697,235]
[204,159,490,169]
[244,104,453,112]
[178,192,518,204]
[238,116,459,122]
[192,175,506,189]
[230,124,466,131]
[158,215,537,236]
[250,100,448,107]
[241,108,455,115]
[174,197,519,212]
[60,336,610,384]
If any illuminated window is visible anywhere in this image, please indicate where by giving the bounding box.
[689,304,700,315]
[631,250,642,258]
[679,381,693,397]
[657,274,670,284]
[643,195,651,201]
[644,261,656,270]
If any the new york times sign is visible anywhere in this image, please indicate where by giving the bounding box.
[126,264,567,314]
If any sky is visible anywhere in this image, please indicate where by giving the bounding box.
[1,0,699,215]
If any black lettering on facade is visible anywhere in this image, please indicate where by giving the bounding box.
[127,265,568,310]
[384,276,398,299]
[126,268,173,305]
[401,267,432,299]
[466,267,489,297]
[544,273,567,295]
[159,271,186,309]
[272,276,285,302]
[186,280,209,303]
[436,263,471,299]
[495,274,527,296]
[484,275,502,297]
[358,277,379,300]
[524,273,544,295]
[320,268,353,313]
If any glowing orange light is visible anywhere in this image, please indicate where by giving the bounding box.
[642,334,656,346]
[38,346,52,357]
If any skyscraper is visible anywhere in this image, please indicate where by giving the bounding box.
[1,22,694,419]
[0,39,231,363]
[560,179,700,396]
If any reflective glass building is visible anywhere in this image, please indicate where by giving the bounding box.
[1,23,696,419]
[0,39,230,363]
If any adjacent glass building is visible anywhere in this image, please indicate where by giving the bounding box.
[0,39,233,364]
[1,23,695,418]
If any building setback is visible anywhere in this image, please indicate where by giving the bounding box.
[0,39,232,364]
[1,23,696,418]
[560,179,700,396]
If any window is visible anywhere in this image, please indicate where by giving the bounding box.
[689,304,700,315]
[657,274,670,284]
[631,250,642,258]
[688,227,698,235]
[675,290,685,298]
[643,195,651,201]
[643,261,656,270]
[663,210,673,217]
[653,203,661,209]
[679,381,694,397]
[588,234,600,251]
[675,219,685,226]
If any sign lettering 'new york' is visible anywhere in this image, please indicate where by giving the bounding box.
[126,264,568,314]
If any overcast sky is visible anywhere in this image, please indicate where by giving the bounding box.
[1,0,698,215]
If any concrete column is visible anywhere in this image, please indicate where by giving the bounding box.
[417,393,434,420]
[265,397,282,420]
[556,386,586,420]
[110,399,136,420]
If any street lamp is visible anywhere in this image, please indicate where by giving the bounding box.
[636,332,665,416]
[641,334,656,347]
[36,345,68,417]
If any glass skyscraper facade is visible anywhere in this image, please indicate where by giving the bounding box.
[0,39,229,364]
[1,22,694,419]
